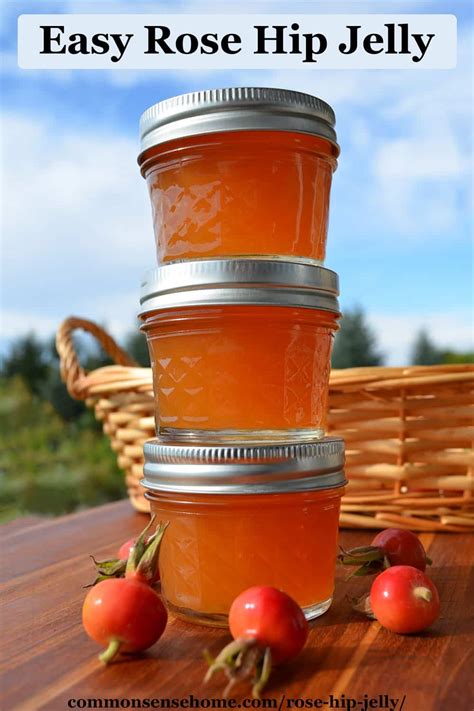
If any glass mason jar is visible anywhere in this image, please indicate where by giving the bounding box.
[143,438,346,627]
[139,260,340,443]
[138,87,339,265]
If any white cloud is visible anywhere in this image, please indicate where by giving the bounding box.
[369,116,470,234]
[1,110,154,344]
[1,111,153,271]
[368,311,474,365]
[362,28,473,235]
[0,310,60,341]
[373,130,464,181]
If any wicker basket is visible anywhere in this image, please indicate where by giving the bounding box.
[56,317,474,531]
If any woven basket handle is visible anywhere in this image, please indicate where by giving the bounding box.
[56,316,138,399]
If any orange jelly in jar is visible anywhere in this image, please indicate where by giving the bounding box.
[138,88,339,265]
[139,260,340,443]
[143,438,346,626]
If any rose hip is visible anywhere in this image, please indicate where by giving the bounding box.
[338,527,432,576]
[370,565,440,634]
[82,578,168,663]
[205,586,308,698]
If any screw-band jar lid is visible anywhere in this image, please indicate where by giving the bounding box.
[139,259,340,317]
[138,87,339,164]
[142,437,346,495]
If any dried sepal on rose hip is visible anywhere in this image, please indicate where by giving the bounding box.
[88,556,127,585]
[125,518,168,585]
[204,586,308,698]
[338,528,432,577]
[350,565,440,634]
[88,515,166,586]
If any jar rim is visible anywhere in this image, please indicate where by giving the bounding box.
[138,87,339,161]
[139,259,340,317]
[142,437,346,495]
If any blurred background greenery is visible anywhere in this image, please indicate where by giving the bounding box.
[0,311,471,523]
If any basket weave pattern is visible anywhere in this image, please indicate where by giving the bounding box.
[56,317,474,531]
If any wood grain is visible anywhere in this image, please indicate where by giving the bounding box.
[1,501,473,711]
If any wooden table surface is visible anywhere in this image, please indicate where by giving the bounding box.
[2,501,473,711]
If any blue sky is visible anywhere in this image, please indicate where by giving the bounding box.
[1,0,473,364]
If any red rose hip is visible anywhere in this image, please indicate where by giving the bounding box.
[370,565,440,634]
[205,586,309,698]
[82,577,168,663]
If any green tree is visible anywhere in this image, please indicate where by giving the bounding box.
[442,350,474,364]
[125,330,150,367]
[0,330,134,522]
[0,378,125,522]
[332,307,383,369]
[411,329,444,365]
[1,333,50,396]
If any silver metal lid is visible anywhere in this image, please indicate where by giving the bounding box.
[138,87,339,162]
[142,437,346,495]
[139,259,340,317]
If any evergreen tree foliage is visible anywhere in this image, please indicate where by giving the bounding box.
[411,329,444,365]
[125,330,150,367]
[332,307,383,369]
[1,333,50,396]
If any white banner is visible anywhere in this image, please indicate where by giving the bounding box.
[18,14,457,70]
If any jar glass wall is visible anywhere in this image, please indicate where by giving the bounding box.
[146,485,345,626]
[141,304,339,443]
[140,131,337,265]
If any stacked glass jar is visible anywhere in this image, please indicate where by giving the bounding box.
[137,88,346,626]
